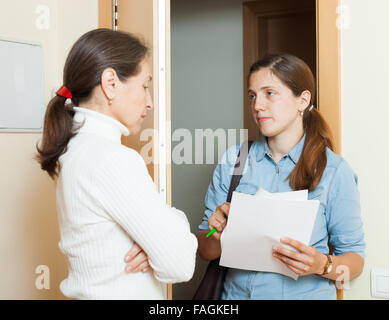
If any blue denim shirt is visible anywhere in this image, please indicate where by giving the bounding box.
[198,135,365,300]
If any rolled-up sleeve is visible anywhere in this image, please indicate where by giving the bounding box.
[326,159,366,259]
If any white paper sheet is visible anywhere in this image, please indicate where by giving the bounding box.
[255,188,308,200]
[220,190,319,280]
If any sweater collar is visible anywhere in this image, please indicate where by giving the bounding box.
[73,106,130,143]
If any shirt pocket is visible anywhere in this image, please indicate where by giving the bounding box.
[234,181,259,195]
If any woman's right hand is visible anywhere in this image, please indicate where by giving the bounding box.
[208,202,230,241]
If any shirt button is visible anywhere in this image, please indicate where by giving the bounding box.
[276,168,279,174]
[248,292,251,298]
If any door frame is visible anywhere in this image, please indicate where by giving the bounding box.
[316,0,341,155]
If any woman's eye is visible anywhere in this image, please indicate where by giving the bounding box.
[248,94,256,100]
[267,91,275,96]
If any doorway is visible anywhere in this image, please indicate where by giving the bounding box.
[99,0,342,300]
[171,0,341,300]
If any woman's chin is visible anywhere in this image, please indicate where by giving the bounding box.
[258,126,272,137]
[127,124,142,136]
[258,128,279,139]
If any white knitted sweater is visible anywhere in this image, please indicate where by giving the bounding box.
[56,107,197,300]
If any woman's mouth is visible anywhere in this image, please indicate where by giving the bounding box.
[258,117,271,123]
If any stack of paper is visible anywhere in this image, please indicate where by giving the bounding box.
[219,188,320,280]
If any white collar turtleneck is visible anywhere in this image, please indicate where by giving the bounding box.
[73,106,130,144]
[57,107,197,300]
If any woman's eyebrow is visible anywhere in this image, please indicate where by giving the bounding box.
[260,85,276,91]
[248,86,276,92]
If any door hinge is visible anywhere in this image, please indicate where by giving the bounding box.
[112,0,118,31]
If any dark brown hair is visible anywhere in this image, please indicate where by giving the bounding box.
[248,53,334,191]
[36,28,148,179]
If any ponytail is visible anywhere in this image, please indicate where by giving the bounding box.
[36,96,76,179]
[288,107,334,191]
[35,28,148,179]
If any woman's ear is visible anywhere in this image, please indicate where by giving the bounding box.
[101,68,118,101]
[299,90,312,111]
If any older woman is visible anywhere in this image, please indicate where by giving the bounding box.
[36,28,197,299]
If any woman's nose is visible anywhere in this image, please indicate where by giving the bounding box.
[146,98,153,110]
[146,91,153,110]
[254,98,265,111]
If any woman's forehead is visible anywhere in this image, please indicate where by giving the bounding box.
[249,69,283,90]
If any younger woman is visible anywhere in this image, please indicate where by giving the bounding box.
[197,53,365,300]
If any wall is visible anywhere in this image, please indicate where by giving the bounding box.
[341,0,389,300]
[0,0,98,299]
[171,0,247,299]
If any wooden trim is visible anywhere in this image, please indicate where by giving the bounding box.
[164,0,173,301]
[243,4,260,142]
[317,0,342,300]
[152,0,160,190]
[98,0,113,29]
[316,0,341,154]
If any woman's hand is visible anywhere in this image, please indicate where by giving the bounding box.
[208,202,230,241]
[272,237,327,276]
[124,242,151,273]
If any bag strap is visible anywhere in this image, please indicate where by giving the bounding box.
[226,141,254,202]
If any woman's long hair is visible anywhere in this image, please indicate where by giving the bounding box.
[36,28,148,179]
[248,53,334,191]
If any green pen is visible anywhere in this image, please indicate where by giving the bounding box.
[206,216,228,238]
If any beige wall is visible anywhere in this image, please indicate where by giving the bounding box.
[341,0,389,300]
[0,0,98,299]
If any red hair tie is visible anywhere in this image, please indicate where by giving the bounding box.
[56,85,72,99]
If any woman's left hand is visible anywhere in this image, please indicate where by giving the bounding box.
[124,242,151,273]
[272,237,327,276]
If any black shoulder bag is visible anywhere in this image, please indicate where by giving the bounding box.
[193,140,254,300]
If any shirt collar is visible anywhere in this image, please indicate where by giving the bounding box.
[255,135,267,162]
[255,133,306,164]
[73,106,130,144]
[288,134,306,164]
